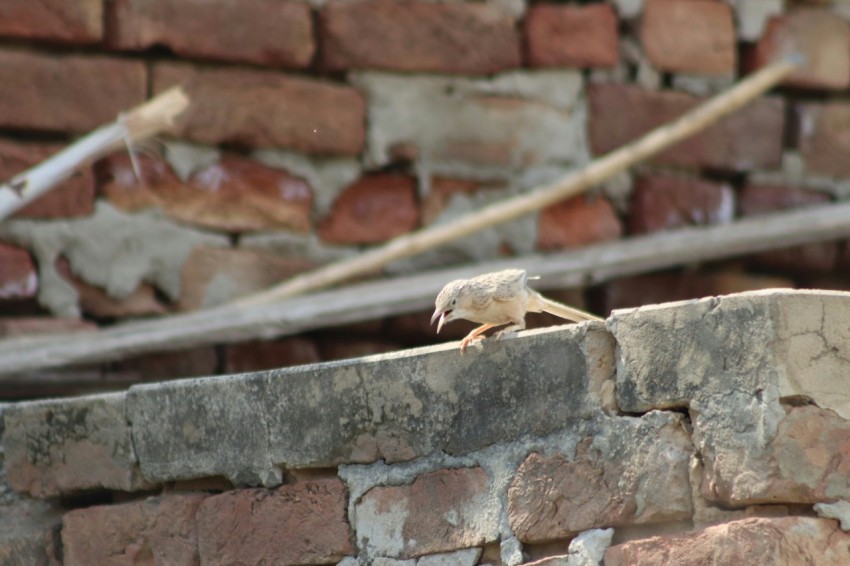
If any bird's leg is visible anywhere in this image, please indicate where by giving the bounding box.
[459,323,497,353]
[493,318,525,340]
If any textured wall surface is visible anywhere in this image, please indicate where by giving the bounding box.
[3,290,850,564]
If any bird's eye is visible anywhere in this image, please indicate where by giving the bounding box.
[451,298,457,306]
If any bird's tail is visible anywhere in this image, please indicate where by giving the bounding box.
[531,292,604,322]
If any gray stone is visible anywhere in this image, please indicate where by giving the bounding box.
[610,289,850,506]
[3,392,150,497]
[609,289,850,418]
[127,323,614,487]
[417,548,482,565]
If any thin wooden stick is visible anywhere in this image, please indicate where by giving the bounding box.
[2,198,849,380]
[235,58,799,307]
[0,87,189,221]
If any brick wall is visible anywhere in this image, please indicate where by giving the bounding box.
[3,290,850,564]
[0,4,848,385]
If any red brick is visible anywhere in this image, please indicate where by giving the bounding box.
[356,467,494,558]
[0,50,146,133]
[224,337,322,373]
[641,0,736,76]
[108,0,314,68]
[0,0,102,43]
[0,140,95,218]
[0,317,97,338]
[628,174,734,234]
[588,84,784,171]
[753,10,850,90]
[0,243,37,299]
[62,494,206,566]
[153,63,365,155]
[797,101,850,177]
[319,174,419,244]
[178,246,315,310]
[508,423,693,543]
[100,154,313,233]
[320,0,520,73]
[605,517,850,565]
[738,183,837,273]
[537,195,622,250]
[525,4,619,68]
[197,479,354,565]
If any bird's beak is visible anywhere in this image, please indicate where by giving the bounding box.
[431,309,447,333]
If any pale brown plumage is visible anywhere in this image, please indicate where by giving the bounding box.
[431,269,602,353]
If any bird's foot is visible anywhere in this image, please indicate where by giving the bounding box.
[459,335,485,354]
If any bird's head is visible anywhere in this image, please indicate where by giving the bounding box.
[430,279,468,333]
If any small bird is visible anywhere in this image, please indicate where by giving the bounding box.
[431,268,602,353]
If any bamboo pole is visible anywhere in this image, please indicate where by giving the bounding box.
[235,57,799,307]
[0,87,189,221]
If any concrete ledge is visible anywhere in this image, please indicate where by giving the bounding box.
[127,322,614,487]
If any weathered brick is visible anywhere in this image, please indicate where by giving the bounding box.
[738,183,836,273]
[753,10,850,90]
[320,0,520,73]
[421,177,489,225]
[198,479,354,565]
[605,517,850,565]
[3,392,150,497]
[318,174,419,244]
[178,246,315,310]
[525,4,619,68]
[108,0,313,67]
[537,195,622,249]
[0,140,95,219]
[62,494,205,566]
[641,0,736,76]
[153,63,365,155]
[628,174,734,234]
[224,337,322,373]
[356,467,497,558]
[0,0,102,43]
[0,243,37,299]
[508,412,692,543]
[101,154,314,233]
[588,84,785,171]
[797,101,850,177]
[0,50,146,133]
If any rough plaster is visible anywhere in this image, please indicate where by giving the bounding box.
[0,202,227,317]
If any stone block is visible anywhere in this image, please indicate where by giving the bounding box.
[127,323,615,487]
[3,392,150,497]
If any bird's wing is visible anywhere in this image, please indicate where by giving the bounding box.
[489,269,527,303]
